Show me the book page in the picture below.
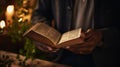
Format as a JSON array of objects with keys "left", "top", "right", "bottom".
[
  {"left": 58, "top": 28, "right": 81, "bottom": 44},
  {"left": 32, "top": 23, "right": 61, "bottom": 45}
]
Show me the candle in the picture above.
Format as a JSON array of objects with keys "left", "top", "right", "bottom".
[
  {"left": 5, "top": 5, "right": 14, "bottom": 26},
  {"left": 0, "top": 20, "right": 6, "bottom": 34},
  {"left": 0, "top": 20, "right": 6, "bottom": 29}
]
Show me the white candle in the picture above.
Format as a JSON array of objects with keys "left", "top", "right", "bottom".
[
  {"left": 0, "top": 20, "right": 6, "bottom": 29},
  {"left": 5, "top": 5, "right": 14, "bottom": 26}
]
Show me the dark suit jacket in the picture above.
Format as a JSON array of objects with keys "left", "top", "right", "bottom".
[
  {"left": 94, "top": 0, "right": 120, "bottom": 67},
  {"left": 31, "top": 0, "right": 120, "bottom": 67}
]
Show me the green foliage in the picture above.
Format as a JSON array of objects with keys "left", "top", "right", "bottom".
[
  {"left": 7, "top": 16, "right": 36, "bottom": 59},
  {"left": 19, "top": 38, "right": 36, "bottom": 59},
  {"left": 6, "top": 1, "right": 50, "bottom": 66},
  {"left": 7, "top": 0, "right": 36, "bottom": 59},
  {"left": 7, "top": 17, "right": 31, "bottom": 43}
]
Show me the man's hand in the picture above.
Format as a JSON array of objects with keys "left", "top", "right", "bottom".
[
  {"left": 33, "top": 41, "right": 59, "bottom": 53},
  {"left": 65, "top": 29, "right": 102, "bottom": 54}
]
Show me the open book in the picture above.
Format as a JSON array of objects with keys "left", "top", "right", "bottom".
[{"left": 23, "top": 23, "right": 84, "bottom": 48}]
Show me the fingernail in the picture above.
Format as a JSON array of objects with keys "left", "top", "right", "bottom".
[
  {"left": 86, "top": 29, "right": 91, "bottom": 33},
  {"left": 66, "top": 46, "right": 70, "bottom": 49},
  {"left": 47, "top": 47, "right": 53, "bottom": 51}
]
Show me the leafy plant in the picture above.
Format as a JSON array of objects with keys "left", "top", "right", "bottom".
[
  {"left": 7, "top": 0, "right": 50, "bottom": 63},
  {"left": 5, "top": 0, "right": 36, "bottom": 60},
  {"left": 4, "top": 1, "right": 51, "bottom": 66},
  {"left": 7, "top": 16, "right": 35, "bottom": 58}
]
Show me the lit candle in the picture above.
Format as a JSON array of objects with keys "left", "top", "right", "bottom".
[
  {"left": 0, "top": 20, "right": 6, "bottom": 29},
  {"left": 5, "top": 5, "right": 14, "bottom": 26},
  {"left": 0, "top": 20, "right": 6, "bottom": 34}
]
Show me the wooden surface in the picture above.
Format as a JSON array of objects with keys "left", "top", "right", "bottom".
[{"left": 0, "top": 50, "right": 71, "bottom": 67}]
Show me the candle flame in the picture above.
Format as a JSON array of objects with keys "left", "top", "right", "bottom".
[
  {"left": 6, "top": 5, "right": 14, "bottom": 15},
  {"left": 0, "top": 20, "right": 6, "bottom": 29}
]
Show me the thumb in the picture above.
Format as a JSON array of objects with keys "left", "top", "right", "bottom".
[{"left": 80, "top": 31, "right": 85, "bottom": 39}]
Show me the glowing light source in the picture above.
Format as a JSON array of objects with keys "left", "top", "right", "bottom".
[
  {"left": 0, "top": 20, "right": 6, "bottom": 29},
  {"left": 6, "top": 5, "right": 14, "bottom": 15},
  {"left": 6, "top": 5, "right": 14, "bottom": 25},
  {"left": 18, "top": 18, "right": 23, "bottom": 22}
]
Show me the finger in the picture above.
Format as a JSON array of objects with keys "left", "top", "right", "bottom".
[
  {"left": 33, "top": 41, "right": 55, "bottom": 52},
  {"left": 52, "top": 49, "right": 60, "bottom": 52},
  {"left": 66, "top": 43, "right": 85, "bottom": 49},
  {"left": 64, "top": 46, "right": 79, "bottom": 54},
  {"left": 85, "top": 29, "right": 94, "bottom": 39},
  {"left": 66, "top": 46, "right": 70, "bottom": 49},
  {"left": 65, "top": 46, "right": 93, "bottom": 54},
  {"left": 79, "top": 40, "right": 95, "bottom": 47},
  {"left": 37, "top": 46, "right": 51, "bottom": 52},
  {"left": 86, "top": 28, "right": 92, "bottom": 33},
  {"left": 67, "top": 47, "right": 92, "bottom": 54},
  {"left": 38, "top": 44, "right": 54, "bottom": 51},
  {"left": 81, "top": 31, "right": 98, "bottom": 47},
  {"left": 85, "top": 31, "right": 102, "bottom": 45},
  {"left": 65, "top": 46, "right": 77, "bottom": 52},
  {"left": 80, "top": 46, "right": 94, "bottom": 51},
  {"left": 80, "top": 31, "right": 86, "bottom": 39}
]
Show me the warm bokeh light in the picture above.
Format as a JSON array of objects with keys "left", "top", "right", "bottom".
[
  {"left": 6, "top": 5, "right": 14, "bottom": 25},
  {"left": 6, "top": 5, "right": 14, "bottom": 15},
  {"left": 0, "top": 20, "right": 6, "bottom": 29},
  {"left": 18, "top": 18, "right": 23, "bottom": 22}
]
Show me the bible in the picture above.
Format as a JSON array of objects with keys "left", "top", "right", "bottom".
[{"left": 23, "top": 23, "right": 84, "bottom": 48}]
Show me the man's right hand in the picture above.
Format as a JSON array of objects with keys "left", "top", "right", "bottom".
[{"left": 33, "top": 41, "right": 59, "bottom": 53}]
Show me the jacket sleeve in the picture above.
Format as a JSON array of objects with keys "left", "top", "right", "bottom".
[
  {"left": 31, "top": 0, "right": 53, "bottom": 25},
  {"left": 101, "top": 27, "right": 119, "bottom": 48}
]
